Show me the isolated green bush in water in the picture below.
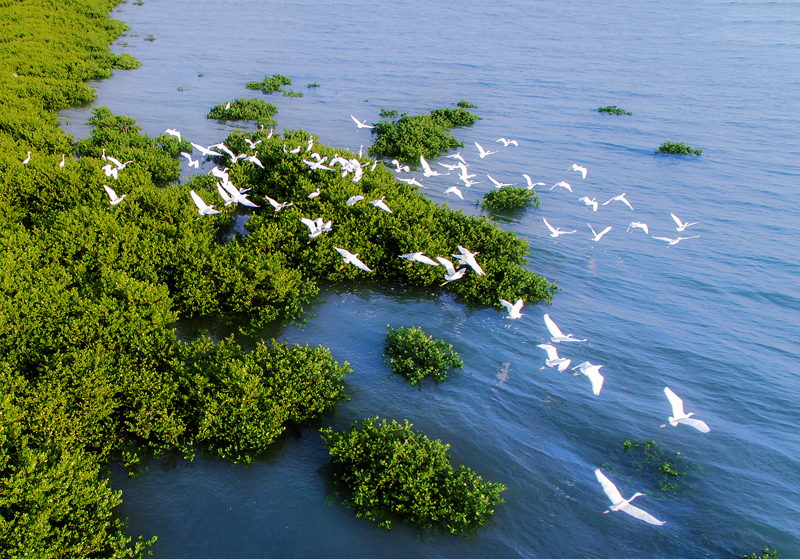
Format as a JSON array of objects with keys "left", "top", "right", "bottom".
[
  {"left": 207, "top": 97, "right": 278, "bottom": 128},
  {"left": 457, "top": 100, "right": 477, "bottom": 108},
  {"left": 384, "top": 326, "right": 463, "bottom": 385},
  {"left": 743, "top": 546, "right": 780, "bottom": 559},
  {"left": 369, "top": 107, "right": 481, "bottom": 160},
  {"left": 596, "top": 105, "right": 631, "bottom": 115},
  {"left": 482, "top": 186, "right": 539, "bottom": 210},
  {"left": 656, "top": 141, "right": 703, "bottom": 155},
  {"left": 246, "top": 73, "right": 293, "bottom": 94},
  {"left": 321, "top": 417, "right": 505, "bottom": 534}
]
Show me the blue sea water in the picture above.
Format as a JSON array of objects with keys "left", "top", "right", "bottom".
[{"left": 61, "top": 0, "right": 800, "bottom": 557}]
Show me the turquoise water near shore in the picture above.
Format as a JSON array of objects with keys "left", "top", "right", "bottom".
[{"left": 66, "top": 1, "right": 800, "bottom": 557}]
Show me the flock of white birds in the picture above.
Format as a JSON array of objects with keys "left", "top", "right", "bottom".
[{"left": 31, "top": 111, "right": 711, "bottom": 528}]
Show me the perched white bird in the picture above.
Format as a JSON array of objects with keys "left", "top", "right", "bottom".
[
  {"left": 663, "top": 387, "right": 711, "bottom": 433},
  {"left": 181, "top": 152, "right": 199, "bottom": 169},
  {"left": 475, "top": 142, "right": 497, "bottom": 158},
  {"left": 435, "top": 256, "right": 467, "bottom": 282},
  {"left": 59, "top": 154, "right": 66, "bottom": 168},
  {"left": 496, "top": 138, "right": 519, "bottom": 147},
  {"left": 445, "top": 152, "right": 467, "bottom": 165},
  {"left": 602, "top": 193, "right": 634, "bottom": 210},
  {"left": 452, "top": 245, "right": 485, "bottom": 276},
  {"left": 308, "top": 188, "right": 321, "bottom": 199},
  {"left": 101, "top": 164, "right": 119, "bottom": 179},
  {"left": 301, "top": 217, "right": 332, "bottom": 238},
  {"left": 444, "top": 185, "right": 464, "bottom": 200},
  {"left": 191, "top": 143, "right": 223, "bottom": 158},
  {"left": 346, "top": 195, "right": 364, "bottom": 206},
  {"left": 287, "top": 145, "right": 302, "bottom": 154},
  {"left": 627, "top": 222, "right": 649, "bottom": 235},
  {"left": 224, "top": 101, "right": 231, "bottom": 110},
  {"left": 487, "top": 175, "right": 513, "bottom": 188},
  {"left": 543, "top": 217, "right": 577, "bottom": 238},
  {"left": 397, "top": 177, "right": 424, "bottom": 188},
  {"left": 265, "top": 195, "right": 293, "bottom": 212},
  {"left": 568, "top": 163, "right": 588, "bottom": 179},
  {"left": 651, "top": 235, "right": 700, "bottom": 247},
  {"left": 588, "top": 223, "right": 612, "bottom": 242},
  {"left": 390, "top": 159, "right": 410, "bottom": 173},
  {"left": 22, "top": 151, "right": 31, "bottom": 164},
  {"left": 399, "top": 252, "right": 439, "bottom": 266},
  {"left": 335, "top": 247, "right": 372, "bottom": 272},
  {"left": 536, "top": 343, "right": 571, "bottom": 372},
  {"left": 500, "top": 298, "right": 524, "bottom": 319},
  {"left": 190, "top": 190, "right": 220, "bottom": 216},
  {"left": 369, "top": 196, "right": 392, "bottom": 213},
  {"left": 244, "top": 138, "right": 262, "bottom": 150},
  {"left": 544, "top": 314, "right": 586, "bottom": 343},
  {"left": 671, "top": 213, "right": 697, "bottom": 232},
  {"left": 351, "top": 115, "right": 373, "bottom": 129},
  {"left": 573, "top": 361, "right": 605, "bottom": 395},
  {"left": 523, "top": 174, "right": 546, "bottom": 190},
  {"left": 595, "top": 469, "right": 665, "bottom": 526},
  {"left": 102, "top": 184, "right": 126, "bottom": 206},
  {"left": 551, "top": 181, "right": 572, "bottom": 193},
  {"left": 307, "top": 138, "right": 314, "bottom": 152},
  {"left": 164, "top": 128, "right": 181, "bottom": 141},
  {"left": 579, "top": 196, "right": 598, "bottom": 211},
  {"left": 266, "top": 128, "right": 274, "bottom": 140},
  {"left": 420, "top": 155, "right": 447, "bottom": 177}
]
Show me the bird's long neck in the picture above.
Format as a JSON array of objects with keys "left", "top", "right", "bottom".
[{"left": 627, "top": 492, "right": 644, "bottom": 503}]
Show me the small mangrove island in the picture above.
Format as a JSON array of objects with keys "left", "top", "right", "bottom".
[{"left": 656, "top": 141, "right": 703, "bottom": 155}]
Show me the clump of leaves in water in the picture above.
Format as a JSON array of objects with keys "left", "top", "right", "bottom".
[
  {"left": 246, "top": 73, "right": 293, "bottom": 94},
  {"left": 144, "top": 34, "right": 154, "bottom": 41},
  {"left": 656, "top": 141, "right": 703, "bottom": 155},
  {"left": 457, "top": 100, "right": 477, "bottom": 108},
  {"left": 482, "top": 186, "right": 539, "bottom": 210},
  {"left": 379, "top": 108, "right": 398, "bottom": 118},
  {"left": 621, "top": 439, "right": 699, "bottom": 492},
  {"left": 369, "top": 108, "right": 481, "bottom": 160},
  {"left": 282, "top": 88, "right": 303, "bottom": 98},
  {"left": 207, "top": 98, "right": 278, "bottom": 128},
  {"left": 744, "top": 546, "right": 781, "bottom": 559},
  {"left": 307, "top": 81, "right": 320, "bottom": 88},
  {"left": 596, "top": 105, "right": 631, "bottom": 115},
  {"left": 384, "top": 326, "right": 463, "bottom": 385},
  {"left": 321, "top": 417, "right": 505, "bottom": 534}
]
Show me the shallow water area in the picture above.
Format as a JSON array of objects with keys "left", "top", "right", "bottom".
[{"left": 89, "top": 0, "right": 800, "bottom": 557}]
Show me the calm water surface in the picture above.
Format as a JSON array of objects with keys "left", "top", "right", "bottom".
[{"left": 65, "top": 0, "right": 800, "bottom": 557}]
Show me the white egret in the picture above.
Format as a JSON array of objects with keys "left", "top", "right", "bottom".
[
  {"left": 190, "top": 190, "right": 221, "bottom": 215},
  {"left": 244, "top": 138, "right": 262, "bottom": 150},
  {"left": 435, "top": 256, "right": 467, "bottom": 282},
  {"left": 457, "top": 163, "right": 476, "bottom": 181},
  {"left": 101, "top": 164, "right": 119, "bottom": 179},
  {"left": 523, "top": 174, "right": 546, "bottom": 190},
  {"left": 102, "top": 184, "right": 126, "bottom": 206},
  {"left": 264, "top": 195, "right": 293, "bottom": 212},
  {"left": 602, "top": 193, "right": 634, "bottom": 210},
  {"left": 307, "top": 138, "right": 314, "bottom": 152},
  {"left": 444, "top": 185, "right": 464, "bottom": 200},
  {"left": 243, "top": 153, "right": 264, "bottom": 169},
  {"left": 106, "top": 156, "right": 133, "bottom": 170},
  {"left": 588, "top": 223, "right": 612, "bottom": 242},
  {"left": 445, "top": 152, "right": 467, "bottom": 165},
  {"left": 191, "top": 142, "right": 222, "bottom": 157},
  {"left": 536, "top": 343, "right": 571, "bottom": 372},
  {"left": 301, "top": 217, "right": 332, "bottom": 238},
  {"left": 551, "top": 181, "right": 572, "bottom": 192},
  {"left": 220, "top": 181, "right": 258, "bottom": 208},
  {"left": 180, "top": 152, "right": 199, "bottom": 169},
  {"left": 496, "top": 138, "right": 519, "bottom": 147},
  {"left": 475, "top": 142, "right": 497, "bottom": 158},
  {"left": 595, "top": 469, "right": 665, "bottom": 526},
  {"left": 579, "top": 196, "right": 598, "bottom": 211},
  {"left": 420, "top": 155, "right": 447, "bottom": 177},
  {"left": 452, "top": 245, "right": 485, "bottom": 276},
  {"left": 399, "top": 252, "right": 439, "bottom": 266},
  {"left": 308, "top": 188, "right": 321, "bottom": 199},
  {"left": 627, "top": 222, "right": 649, "bottom": 235},
  {"left": 211, "top": 143, "right": 236, "bottom": 160},
  {"left": 397, "top": 177, "right": 424, "bottom": 188},
  {"left": 334, "top": 247, "right": 372, "bottom": 272},
  {"left": 164, "top": 128, "right": 181, "bottom": 141},
  {"left": 572, "top": 361, "right": 605, "bottom": 395},
  {"left": 216, "top": 183, "right": 234, "bottom": 206},
  {"left": 671, "top": 213, "right": 697, "bottom": 232},
  {"left": 663, "top": 387, "right": 710, "bottom": 433},
  {"left": 487, "top": 175, "right": 513, "bottom": 188},
  {"left": 303, "top": 159, "right": 333, "bottom": 171},
  {"left": 499, "top": 298, "right": 524, "bottom": 319},
  {"left": 59, "top": 154, "right": 66, "bottom": 168},
  {"left": 568, "top": 163, "right": 588, "bottom": 179},
  {"left": 22, "top": 151, "right": 31, "bottom": 164},
  {"left": 350, "top": 115, "right": 373, "bottom": 129},
  {"left": 225, "top": 101, "right": 231, "bottom": 110},
  {"left": 370, "top": 196, "right": 392, "bottom": 213},
  {"left": 651, "top": 235, "right": 700, "bottom": 247},
  {"left": 390, "top": 159, "right": 410, "bottom": 173},
  {"left": 438, "top": 161, "right": 459, "bottom": 171},
  {"left": 543, "top": 218, "right": 577, "bottom": 238},
  {"left": 544, "top": 314, "right": 586, "bottom": 343},
  {"left": 346, "top": 195, "right": 364, "bottom": 206}
]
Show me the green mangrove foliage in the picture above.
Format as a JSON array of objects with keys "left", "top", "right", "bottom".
[
  {"left": 246, "top": 73, "right": 293, "bottom": 94},
  {"left": 656, "top": 141, "right": 703, "bottom": 155},
  {"left": 369, "top": 108, "right": 481, "bottom": 160},
  {"left": 621, "top": 439, "right": 699, "bottom": 492},
  {"left": 384, "top": 326, "right": 463, "bottom": 385},
  {"left": 282, "top": 89, "right": 303, "bottom": 98},
  {"left": 207, "top": 98, "right": 278, "bottom": 128},
  {"left": 308, "top": 81, "right": 320, "bottom": 88},
  {"left": 321, "top": 417, "right": 506, "bottom": 534},
  {"left": 457, "top": 100, "right": 477, "bottom": 108},
  {"left": 596, "top": 105, "right": 632, "bottom": 115},
  {"left": 744, "top": 546, "right": 780, "bottom": 559},
  {"left": 481, "top": 186, "right": 539, "bottom": 210}
]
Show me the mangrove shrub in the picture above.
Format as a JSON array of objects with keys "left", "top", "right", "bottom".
[
  {"left": 369, "top": 108, "right": 481, "bottom": 160},
  {"left": 481, "top": 186, "right": 539, "bottom": 210},
  {"left": 384, "top": 326, "right": 463, "bottom": 385},
  {"left": 656, "top": 141, "right": 703, "bottom": 155},
  {"left": 207, "top": 98, "right": 278, "bottom": 128}
]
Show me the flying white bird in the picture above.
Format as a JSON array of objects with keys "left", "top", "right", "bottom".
[
  {"left": 399, "top": 252, "right": 439, "bottom": 266},
  {"left": 101, "top": 164, "right": 119, "bottom": 179},
  {"left": 420, "top": 155, "right": 447, "bottom": 177},
  {"left": 397, "top": 177, "right": 424, "bottom": 188},
  {"left": 663, "top": 387, "right": 711, "bottom": 433},
  {"left": 445, "top": 152, "right": 468, "bottom": 165},
  {"left": 216, "top": 183, "right": 234, "bottom": 206},
  {"left": 190, "top": 190, "right": 220, "bottom": 216},
  {"left": 59, "top": 154, "right": 66, "bottom": 168},
  {"left": 671, "top": 213, "right": 697, "bottom": 232},
  {"left": 444, "top": 185, "right": 464, "bottom": 200},
  {"left": 457, "top": 163, "right": 476, "bottom": 181},
  {"left": 602, "top": 193, "right": 634, "bottom": 210},
  {"left": 438, "top": 161, "right": 460, "bottom": 171},
  {"left": 435, "top": 256, "right": 467, "bottom": 282},
  {"left": 335, "top": 247, "right": 372, "bottom": 272},
  {"left": 551, "top": 181, "right": 572, "bottom": 192},
  {"left": 536, "top": 343, "right": 571, "bottom": 372},
  {"left": 370, "top": 196, "right": 392, "bottom": 213},
  {"left": 303, "top": 158, "right": 333, "bottom": 171},
  {"left": 191, "top": 143, "right": 223, "bottom": 158},
  {"left": 164, "top": 128, "right": 181, "bottom": 141},
  {"left": 568, "top": 163, "right": 588, "bottom": 179},
  {"left": 496, "top": 138, "right": 519, "bottom": 147},
  {"left": 219, "top": 181, "right": 258, "bottom": 207},
  {"left": 523, "top": 174, "right": 546, "bottom": 190},
  {"left": 308, "top": 188, "right": 321, "bottom": 199},
  {"left": 588, "top": 223, "right": 612, "bottom": 242},
  {"left": 181, "top": 152, "right": 199, "bottom": 169},
  {"left": 544, "top": 314, "right": 586, "bottom": 343},
  {"left": 351, "top": 115, "right": 373, "bottom": 129},
  {"left": 264, "top": 195, "right": 293, "bottom": 212},
  {"left": 244, "top": 138, "right": 262, "bottom": 150},
  {"left": 301, "top": 217, "right": 332, "bottom": 238},
  {"left": 595, "top": 469, "right": 665, "bottom": 526},
  {"left": 500, "top": 298, "right": 524, "bottom": 319},
  {"left": 475, "top": 142, "right": 497, "bottom": 158},
  {"left": 651, "top": 235, "right": 700, "bottom": 247},
  {"left": 487, "top": 175, "right": 513, "bottom": 188},
  {"left": 579, "top": 196, "right": 598, "bottom": 211},
  {"left": 573, "top": 361, "right": 605, "bottom": 395},
  {"left": 22, "top": 151, "right": 31, "bottom": 164},
  {"left": 627, "top": 222, "right": 649, "bottom": 235},
  {"left": 543, "top": 217, "right": 577, "bottom": 238},
  {"left": 106, "top": 156, "right": 133, "bottom": 170},
  {"left": 391, "top": 159, "right": 410, "bottom": 173},
  {"left": 210, "top": 143, "right": 236, "bottom": 161},
  {"left": 102, "top": 184, "right": 126, "bottom": 206},
  {"left": 346, "top": 195, "right": 364, "bottom": 206},
  {"left": 451, "top": 245, "right": 485, "bottom": 275},
  {"left": 243, "top": 153, "right": 264, "bottom": 169}
]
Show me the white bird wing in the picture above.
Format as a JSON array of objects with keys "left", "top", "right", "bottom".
[
  {"left": 588, "top": 223, "right": 598, "bottom": 238},
  {"left": 620, "top": 196, "right": 634, "bottom": 210},
  {"left": 435, "top": 257, "right": 456, "bottom": 275},
  {"left": 664, "top": 387, "right": 686, "bottom": 418},
  {"left": 190, "top": 190, "right": 211, "bottom": 211},
  {"left": 264, "top": 195, "right": 281, "bottom": 210},
  {"left": 523, "top": 174, "right": 533, "bottom": 187},
  {"left": 475, "top": 142, "right": 486, "bottom": 155},
  {"left": 618, "top": 502, "right": 665, "bottom": 526},
  {"left": 679, "top": 417, "right": 711, "bottom": 433},
  {"left": 351, "top": 255, "right": 372, "bottom": 272},
  {"left": 103, "top": 184, "right": 118, "bottom": 201},
  {"left": 595, "top": 469, "right": 624, "bottom": 505},
  {"left": 334, "top": 246, "right": 352, "bottom": 259},
  {"left": 537, "top": 343, "right": 560, "bottom": 361},
  {"left": 300, "top": 218, "right": 319, "bottom": 234},
  {"left": 346, "top": 195, "right": 364, "bottom": 206},
  {"left": 487, "top": 175, "right": 502, "bottom": 187},
  {"left": 499, "top": 299, "right": 514, "bottom": 314},
  {"left": 596, "top": 226, "right": 612, "bottom": 240},
  {"left": 652, "top": 236, "right": 675, "bottom": 243},
  {"left": 602, "top": 196, "right": 617, "bottom": 205},
  {"left": 671, "top": 213, "right": 683, "bottom": 228},
  {"left": 351, "top": 115, "right": 361, "bottom": 126},
  {"left": 106, "top": 155, "right": 123, "bottom": 169},
  {"left": 216, "top": 183, "right": 232, "bottom": 203},
  {"left": 512, "top": 298, "right": 524, "bottom": 314},
  {"left": 420, "top": 156, "right": 433, "bottom": 174},
  {"left": 543, "top": 314, "right": 565, "bottom": 339},
  {"left": 584, "top": 366, "right": 605, "bottom": 395},
  {"left": 542, "top": 218, "right": 558, "bottom": 235}
]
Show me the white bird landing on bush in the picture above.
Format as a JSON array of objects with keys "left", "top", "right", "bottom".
[
  {"left": 301, "top": 217, "right": 332, "bottom": 239},
  {"left": 370, "top": 196, "right": 392, "bottom": 213},
  {"left": 662, "top": 387, "right": 710, "bottom": 432},
  {"left": 595, "top": 469, "right": 665, "bottom": 526}
]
